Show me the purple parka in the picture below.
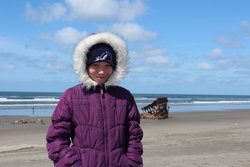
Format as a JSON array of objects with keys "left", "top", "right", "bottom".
[{"left": 46, "top": 32, "right": 143, "bottom": 167}]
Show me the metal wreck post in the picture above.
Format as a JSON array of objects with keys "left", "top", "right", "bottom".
[{"left": 140, "top": 97, "right": 169, "bottom": 119}]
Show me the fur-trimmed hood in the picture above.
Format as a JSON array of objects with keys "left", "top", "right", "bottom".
[{"left": 73, "top": 32, "right": 128, "bottom": 89}]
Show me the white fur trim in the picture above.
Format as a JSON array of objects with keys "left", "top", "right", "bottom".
[{"left": 73, "top": 32, "right": 128, "bottom": 89}]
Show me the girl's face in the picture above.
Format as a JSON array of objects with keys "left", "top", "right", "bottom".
[{"left": 87, "top": 62, "right": 113, "bottom": 84}]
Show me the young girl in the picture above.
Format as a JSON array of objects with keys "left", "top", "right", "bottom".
[{"left": 46, "top": 32, "right": 143, "bottom": 167}]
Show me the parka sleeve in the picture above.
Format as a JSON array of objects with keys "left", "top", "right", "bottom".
[
  {"left": 46, "top": 90, "right": 82, "bottom": 167},
  {"left": 125, "top": 93, "right": 143, "bottom": 167}
]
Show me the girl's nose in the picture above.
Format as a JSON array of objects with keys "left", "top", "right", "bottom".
[{"left": 98, "top": 68, "right": 105, "bottom": 74}]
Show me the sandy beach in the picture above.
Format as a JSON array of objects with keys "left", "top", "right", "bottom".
[{"left": 1, "top": 110, "right": 250, "bottom": 167}]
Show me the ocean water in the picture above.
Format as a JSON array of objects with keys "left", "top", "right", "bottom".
[{"left": 1, "top": 91, "right": 250, "bottom": 116}]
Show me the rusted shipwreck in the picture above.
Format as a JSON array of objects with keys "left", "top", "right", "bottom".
[{"left": 140, "top": 97, "right": 169, "bottom": 119}]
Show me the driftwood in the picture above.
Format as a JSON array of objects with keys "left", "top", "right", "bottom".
[
  {"left": 12, "top": 118, "right": 45, "bottom": 125},
  {"left": 140, "top": 97, "right": 169, "bottom": 119}
]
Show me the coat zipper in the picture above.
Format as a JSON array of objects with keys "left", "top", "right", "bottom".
[{"left": 100, "top": 85, "right": 109, "bottom": 167}]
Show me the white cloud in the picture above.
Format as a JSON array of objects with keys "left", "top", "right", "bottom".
[
  {"left": 0, "top": 38, "right": 41, "bottom": 65},
  {"left": 233, "top": 56, "right": 250, "bottom": 69},
  {"left": 25, "top": 0, "right": 147, "bottom": 23},
  {"left": 204, "top": 48, "right": 223, "bottom": 59},
  {"left": 44, "top": 50, "right": 56, "bottom": 58},
  {"left": 185, "top": 77, "right": 197, "bottom": 83},
  {"left": 25, "top": 3, "right": 37, "bottom": 21},
  {"left": 0, "top": 52, "right": 16, "bottom": 62},
  {"left": 116, "top": 0, "right": 147, "bottom": 21},
  {"left": 129, "top": 67, "right": 147, "bottom": 73},
  {"left": 44, "top": 60, "right": 69, "bottom": 71},
  {"left": 54, "top": 27, "right": 87, "bottom": 44},
  {"left": 25, "top": 2, "right": 67, "bottom": 24},
  {"left": 240, "top": 21, "right": 250, "bottom": 35},
  {"left": 65, "top": 0, "right": 118, "bottom": 21},
  {"left": 234, "top": 70, "right": 250, "bottom": 76},
  {"left": 108, "top": 23, "right": 157, "bottom": 42},
  {"left": 133, "top": 45, "right": 176, "bottom": 67},
  {"left": 217, "top": 59, "right": 232, "bottom": 68},
  {"left": 0, "top": 36, "right": 73, "bottom": 73},
  {"left": 194, "top": 62, "right": 215, "bottom": 70},
  {"left": 39, "top": 27, "right": 87, "bottom": 44},
  {"left": 138, "top": 45, "right": 168, "bottom": 57},
  {"left": 145, "top": 55, "right": 175, "bottom": 67},
  {"left": 214, "top": 37, "right": 244, "bottom": 49},
  {"left": 38, "top": 33, "right": 51, "bottom": 41},
  {"left": 0, "top": 64, "right": 16, "bottom": 70}
]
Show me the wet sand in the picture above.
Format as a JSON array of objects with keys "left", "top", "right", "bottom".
[{"left": 1, "top": 110, "right": 250, "bottom": 167}]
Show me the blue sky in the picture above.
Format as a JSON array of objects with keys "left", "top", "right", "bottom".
[{"left": 1, "top": 0, "right": 250, "bottom": 95}]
